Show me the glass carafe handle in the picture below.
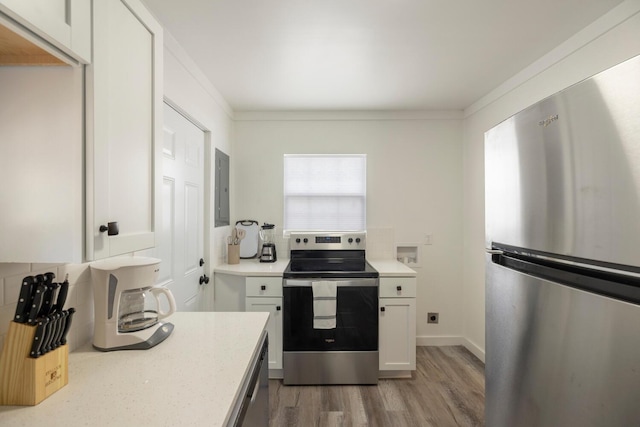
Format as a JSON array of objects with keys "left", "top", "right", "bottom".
[{"left": 150, "top": 286, "right": 177, "bottom": 319}]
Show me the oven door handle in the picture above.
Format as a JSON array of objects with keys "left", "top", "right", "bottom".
[{"left": 283, "top": 279, "right": 378, "bottom": 287}]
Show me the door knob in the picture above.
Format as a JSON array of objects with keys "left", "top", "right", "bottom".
[{"left": 199, "top": 274, "right": 210, "bottom": 285}]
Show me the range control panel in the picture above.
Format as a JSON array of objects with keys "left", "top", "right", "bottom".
[{"left": 289, "top": 232, "right": 366, "bottom": 251}]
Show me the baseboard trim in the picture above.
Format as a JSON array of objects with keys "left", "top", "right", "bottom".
[
  {"left": 269, "top": 369, "right": 283, "bottom": 380},
  {"left": 417, "top": 335, "right": 485, "bottom": 363},
  {"left": 460, "top": 337, "right": 485, "bottom": 363},
  {"left": 378, "top": 370, "right": 412, "bottom": 379}
]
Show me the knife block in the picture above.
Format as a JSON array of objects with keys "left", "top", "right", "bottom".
[{"left": 0, "top": 321, "right": 68, "bottom": 406}]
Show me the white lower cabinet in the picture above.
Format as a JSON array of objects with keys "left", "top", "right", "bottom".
[
  {"left": 379, "top": 277, "right": 417, "bottom": 371},
  {"left": 245, "top": 277, "right": 283, "bottom": 374},
  {"left": 246, "top": 297, "right": 283, "bottom": 371}
]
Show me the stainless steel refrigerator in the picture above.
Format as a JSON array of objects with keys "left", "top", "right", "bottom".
[{"left": 485, "top": 54, "right": 640, "bottom": 427}]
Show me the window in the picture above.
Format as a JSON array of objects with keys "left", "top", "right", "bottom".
[{"left": 284, "top": 154, "right": 366, "bottom": 232}]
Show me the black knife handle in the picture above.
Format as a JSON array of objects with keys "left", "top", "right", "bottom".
[
  {"left": 60, "top": 308, "right": 75, "bottom": 345},
  {"left": 38, "top": 282, "right": 58, "bottom": 318},
  {"left": 40, "top": 314, "right": 53, "bottom": 355},
  {"left": 48, "top": 313, "right": 59, "bottom": 351},
  {"left": 52, "top": 311, "right": 68, "bottom": 350},
  {"left": 30, "top": 318, "right": 49, "bottom": 358},
  {"left": 14, "top": 276, "right": 35, "bottom": 323},
  {"left": 27, "top": 283, "right": 47, "bottom": 325},
  {"left": 43, "top": 312, "right": 61, "bottom": 354},
  {"left": 42, "top": 272, "right": 56, "bottom": 312},
  {"left": 53, "top": 277, "right": 69, "bottom": 312}
]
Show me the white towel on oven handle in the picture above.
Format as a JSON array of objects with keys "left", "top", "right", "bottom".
[{"left": 312, "top": 281, "right": 337, "bottom": 329}]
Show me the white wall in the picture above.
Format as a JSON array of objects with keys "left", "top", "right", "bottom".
[
  {"left": 461, "top": 1, "right": 640, "bottom": 360},
  {"left": 233, "top": 112, "right": 465, "bottom": 343},
  {"left": 157, "top": 32, "right": 235, "bottom": 311}
]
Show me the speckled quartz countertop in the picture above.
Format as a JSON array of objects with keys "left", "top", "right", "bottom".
[
  {"left": 214, "top": 258, "right": 415, "bottom": 277},
  {"left": 0, "top": 312, "right": 269, "bottom": 427}
]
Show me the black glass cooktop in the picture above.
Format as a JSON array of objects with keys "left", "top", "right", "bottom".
[{"left": 283, "top": 250, "right": 379, "bottom": 279}]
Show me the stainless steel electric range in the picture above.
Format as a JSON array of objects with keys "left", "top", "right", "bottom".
[{"left": 282, "top": 231, "right": 379, "bottom": 385}]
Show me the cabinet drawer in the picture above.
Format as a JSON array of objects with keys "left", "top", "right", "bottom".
[
  {"left": 379, "top": 277, "right": 416, "bottom": 298},
  {"left": 246, "top": 277, "right": 283, "bottom": 297}
]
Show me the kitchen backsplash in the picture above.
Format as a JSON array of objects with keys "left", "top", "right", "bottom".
[
  {"left": 0, "top": 262, "right": 94, "bottom": 355},
  {"left": 366, "top": 227, "right": 396, "bottom": 260},
  {"left": 268, "top": 227, "right": 395, "bottom": 261}
]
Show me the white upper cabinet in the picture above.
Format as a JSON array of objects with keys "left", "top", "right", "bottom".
[
  {"left": 86, "top": 0, "right": 163, "bottom": 260},
  {"left": 0, "top": 66, "right": 84, "bottom": 263},
  {"left": 0, "top": 0, "right": 91, "bottom": 64}
]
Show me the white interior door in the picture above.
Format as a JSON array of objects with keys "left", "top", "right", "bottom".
[{"left": 156, "top": 103, "right": 205, "bottom": 311}]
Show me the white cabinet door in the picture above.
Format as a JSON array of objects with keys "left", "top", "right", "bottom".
[
  {"left": 0, "top": 67, "right": 83, "bottom": 262},
  {"left": 86, "top": 0, "right": 163, "bottom": 260},
  {"left": 0, "top": 0, "right": 90, "bottom": 63},
  {"left": 379, "top": 297, "right": 416, "bottom": 371},
  {"left": 246, "top": 297, "right": 283, "bottom": 370},
  {"left": 155, "top": 103, "right": 205, "bottom": 312}
]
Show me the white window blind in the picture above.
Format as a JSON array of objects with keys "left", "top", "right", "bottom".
[{"left": 284, "top": 154, "right": 366, "bottom": 232}]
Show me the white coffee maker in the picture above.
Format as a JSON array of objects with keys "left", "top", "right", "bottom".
[{"left": 90, "top": 257, "right": 176, "bottom": 351}]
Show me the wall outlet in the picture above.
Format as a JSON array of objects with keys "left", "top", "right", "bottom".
[
  {"left": 423, "top": 233, "right": 433, "bottom": 245},
  {"left": 427, "top": 312, "right": 439, "bottom": 324}
]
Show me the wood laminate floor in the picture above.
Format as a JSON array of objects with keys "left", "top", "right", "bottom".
[{"left": 269, "top": 346, "right": 485, "bottom": 427}]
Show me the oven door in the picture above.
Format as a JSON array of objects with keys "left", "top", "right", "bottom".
[{"left": 283, "top": 278, "right": 378, "bottom": 352}]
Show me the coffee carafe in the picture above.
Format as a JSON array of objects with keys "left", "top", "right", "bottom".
[
  {"left": 90, "top": 257, "right": 176, "bottom": 351},
  {"left": 259, "top": 223, "right": 277, "bottom": 263},
  {"left": 118, "top": 286, "right": 175, "bottom": 333}
]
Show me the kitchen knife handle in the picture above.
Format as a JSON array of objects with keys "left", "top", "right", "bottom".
[
  {"left": 38, "top": 282, "right": 58, "bottom": 317},
  {"left": 14, "top": 276, "right": 35, "bottom": 323},
  {"left": 27, "top": 283, "right": 47, "bottom": 324},
  {"left": 60, "top": 308, "right": 75, "bottom": 345},
  {"left": 30, "top": 318, "right": 49, "bottom": 358},
  {"left": 43, "top": 272, "right": 55, "bottom": 284},
  {"left": 49, "top": 311, "right": 66, "bottom": 350},
  {"left": 56, "top": 310, "right": 71, "bottom": 348},
  {"left": 41, "top": 313, "right": 58, "bottom": 354},
  {"left": 53, "top": 276, "right": 69, "bottom": 312}
]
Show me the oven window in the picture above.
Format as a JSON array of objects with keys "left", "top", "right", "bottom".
[{"left": 283, "top": 286, "right": 378, "bottom": 351}]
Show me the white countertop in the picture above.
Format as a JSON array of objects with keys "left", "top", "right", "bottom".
[
  {"left": 367, "top": 259, "right": 417, "bottom": 277},
  {"left": 0, "top": 312, "right": 269, "bottom": 427},
  {"left": 214, "top": 258, "right": 290, "bottom": 276},
  {"left": 214, "top": 258, "right": 415, "bottom": 277}
]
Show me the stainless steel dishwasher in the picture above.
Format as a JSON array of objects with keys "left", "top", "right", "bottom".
[{"left": 229, "top": 331, "right": 269, "bottom": 427}]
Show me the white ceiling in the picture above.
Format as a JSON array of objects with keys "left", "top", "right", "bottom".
[{"left": 142, "top": 0, "right": 624, "bottom": 112}]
